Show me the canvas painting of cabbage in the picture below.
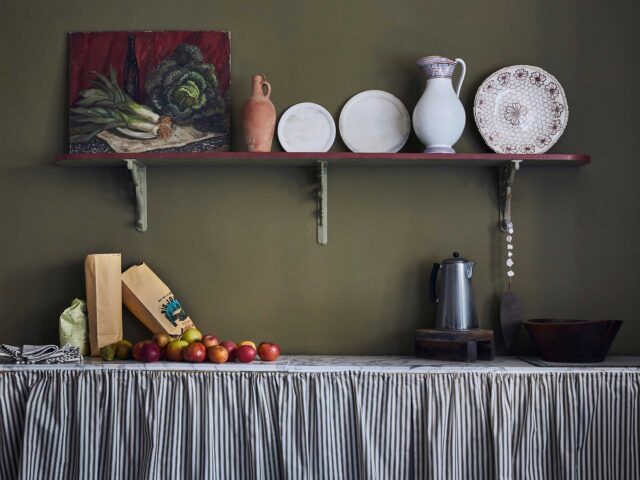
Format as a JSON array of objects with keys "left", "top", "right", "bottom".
[{"left": 68, "top": 31, "right": 231, "bottom": 154}]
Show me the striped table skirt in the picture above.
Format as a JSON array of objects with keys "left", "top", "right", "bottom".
[{"left": 0, "top": 369, "right": 638, "bottom": 479}]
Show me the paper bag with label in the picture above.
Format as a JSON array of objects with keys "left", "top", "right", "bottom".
[
  {"left": 85, "top": 254, "right": 123, "bottom": 356},
  {"left": 122, "top": 263, "right": 195, "bottom": 336}
]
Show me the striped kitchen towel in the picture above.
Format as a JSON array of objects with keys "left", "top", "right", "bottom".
[{"left": 0, "top": 343, "right": 82, "bottom": 364}]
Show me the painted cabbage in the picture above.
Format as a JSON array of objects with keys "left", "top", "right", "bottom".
[{"left": 145, "top": 43, "right": 224, "bottom": 124}]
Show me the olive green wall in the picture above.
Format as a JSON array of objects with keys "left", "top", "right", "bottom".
[{"left": 1, "top": 0, "right": 639, "bottom": 354}]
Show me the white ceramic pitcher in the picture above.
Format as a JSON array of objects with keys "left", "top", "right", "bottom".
[{"left": 412, "top": 56, "right": 466, "bottom": 153}]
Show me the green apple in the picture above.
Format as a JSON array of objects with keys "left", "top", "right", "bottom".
[
  {"left": 115, "top": 340, "right": 133, "bottom": 360},
  {"left": 165, "top": 339, "right": 189, "bottom": 361},
  {"left": 100, "top": 344, "right": 116, "bottom": 361},
  {"left": 180, "top": 327, "right": 202, "bottom": 344}
]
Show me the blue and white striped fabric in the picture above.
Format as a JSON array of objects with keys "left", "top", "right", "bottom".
[{"left": 0, "top": 370, "right": 638, "bottom": 479}]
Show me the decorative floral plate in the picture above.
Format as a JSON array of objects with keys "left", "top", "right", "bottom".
[{"left": 473, "top": 65, "right": 569, "bottom": 154}]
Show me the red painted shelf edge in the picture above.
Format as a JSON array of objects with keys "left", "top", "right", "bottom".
[{"left": 55, "top": 152, "right": 590, "bottom": 167}]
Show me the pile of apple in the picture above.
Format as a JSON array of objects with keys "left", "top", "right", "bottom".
[{"left": 132, "top": 327, "right": 281, "bottom": 364}]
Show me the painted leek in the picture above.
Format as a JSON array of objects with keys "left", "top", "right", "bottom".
[{"left": 70, "top": 66, "right": 171, "bottom": 143}]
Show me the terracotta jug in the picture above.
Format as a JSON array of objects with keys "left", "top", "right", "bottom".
[{"left": 241, "top": 74, "right": 276, "bottom": 152}]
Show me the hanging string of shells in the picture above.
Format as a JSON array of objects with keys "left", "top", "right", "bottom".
[{"left": 506, "top": 221, "right": 515, "bottom": 286}]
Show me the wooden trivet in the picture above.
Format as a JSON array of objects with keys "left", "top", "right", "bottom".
[{"left": 415, "top": 329, "right": 494, "bottom": 362}]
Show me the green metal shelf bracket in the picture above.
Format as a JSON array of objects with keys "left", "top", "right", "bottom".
[
  {"left": 499, "top": 160, "right": 521, "bottom": 232},
  {"left": 317, "top": 161, "right": 328, "bottom": 245},
  {"left": 126, "top": 159, "right": 147, "bottom": 232}
]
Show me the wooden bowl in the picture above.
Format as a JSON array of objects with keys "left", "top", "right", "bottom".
[{"left": 523, "top": 319, "right": 623, "bottom": 363}]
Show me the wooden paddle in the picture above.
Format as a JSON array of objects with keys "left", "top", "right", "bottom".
[
  {"left": 501, "top": 288, "right": 524, "bottom": 352},
  {"left": 500, "top": 224, "right": 524, "bottom": 352}
]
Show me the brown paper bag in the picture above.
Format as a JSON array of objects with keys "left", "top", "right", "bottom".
[
  {"left": 122, "top": 263, "right": 195, "bottom": 336},
  {"left": 85, "top": 254, "right": 123, "bottom": 356}
]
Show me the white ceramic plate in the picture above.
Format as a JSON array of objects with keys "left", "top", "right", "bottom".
[
  {"left": 474, "top": 65, "right": 569, "bottom": 154},
  {"left": 277, "top": 103, "right": 336, "bottom": 152},
  {"left": 339, "top": 90, "right": 411, "bottom": 153}
]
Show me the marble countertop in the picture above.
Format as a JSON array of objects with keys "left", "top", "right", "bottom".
[{"left": 1, "top": 356, "right": 639, "bottom": 374}]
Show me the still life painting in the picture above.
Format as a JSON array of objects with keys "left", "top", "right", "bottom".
[{"left": 68, "top": 31, "right": 231, "bottom": 154}]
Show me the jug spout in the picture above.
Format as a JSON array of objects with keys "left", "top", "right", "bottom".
[{"left": 465, "top": 262, "right": 475, "bottom": 278}]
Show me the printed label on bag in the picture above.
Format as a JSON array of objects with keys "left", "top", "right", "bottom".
[{"left": 160, "top": 294, "right": 189, "bottom": 326}]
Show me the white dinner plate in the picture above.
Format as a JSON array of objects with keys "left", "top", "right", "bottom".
[
  {"left": 277, "top": 103, "right": 336, "bottom": 152},
  {"left": 474, "top": 65, "right": 569, "bottom": 154},
  {"left": 339, "top": 90, "right": 410, "bottom": 153}
]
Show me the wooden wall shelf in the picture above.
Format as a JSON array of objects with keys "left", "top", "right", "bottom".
[
  {"left": 56, "top": 152, "right": 590, "bottom": 168},
  {"left": 55, "top": 152, "right": 590, "bottom": 243}
]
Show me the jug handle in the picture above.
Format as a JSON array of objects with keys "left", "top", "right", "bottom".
[
  {"left": 261, "top": 75, "right": 272, "bottom": 98},
  {"left": 430, "top": 263, "right": 440, "bottom": 303},
  {"left": 454, "top": 58, "right": 466, "bottom": 97}
]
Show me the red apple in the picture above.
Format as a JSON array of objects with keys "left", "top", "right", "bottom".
[
  {"left": 236, "top": 345, "right": 257, "bottom": 363},
  {"left": 152, "top": 332, "right": 172, "bottom": 348},
  {"left": 257, "top": 342, "right": 281, "bottom": 362},
  {"left": 165, "top": 339, "right": 189, "bottom": 362},
  {"left": 201, "top": 334, "right": 219, "bottom": 349},
  {"left": 180, "top": 327, "right": 203, "bottom": 344},
  {"left": 207, "top": 345, "right": 229, "bottom": 364},
  {"left": 132, "top": 340, "right": 151, "bottom": 361},
  {"left": 183, "top": 342, "right": 206, "bottom": 363},
  {"left": 141, "top": 342, "right": 161, "bottom": 363},
  {"left": 220, "top": 341, "right": 237, "bottom": 361}
]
